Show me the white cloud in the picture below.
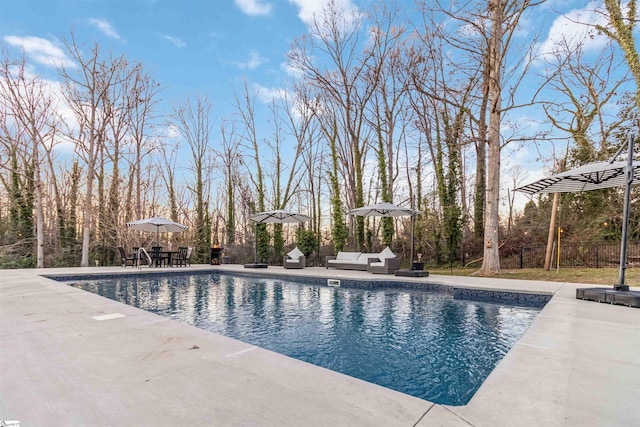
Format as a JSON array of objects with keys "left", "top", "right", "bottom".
[
  {"left": 280, "top": 58, "right": 304, "bottom": 79},
  {"left": 235, "top": 0, "right": 272, "bottom": 16},
  {"left": 252, "top": 83, "right": 289, "bottom": 103},
  {"left": 87, "top": 18, "right": 121, "bottom": 40},
  {"left": 160, "top": 123, "right": 181, "bottom": 139},
  {"left": 162, "top": 34, "right": 186, "bottom": 48},
  {"left": 237, "top": 50, "right": 267, "bottom": 70},
  {"left": 3, "top": 35, "right": 76, "bottom": 68},
  {"left": 288, "top": 0, "right": 358, "bottom": 27},
  {"left": 534, "top": 2, "right": 609, "bottom": 64}
]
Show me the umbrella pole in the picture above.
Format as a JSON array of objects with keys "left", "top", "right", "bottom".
[
  {"left": 616, "top": 134, "right": 635, "bottom": 291},
  {"left": 410, "top": 196, "right": 415, "bottom": 266},
  {"left": 254, "top": 222, "right": 258, "bottom": 264}
]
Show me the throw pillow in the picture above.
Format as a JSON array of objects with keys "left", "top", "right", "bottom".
[
  {"left": 379, "top": 246, "right": 395, "bottom": 259},
  {"left": 288, "top": 246, "right": 304, "bottom": 260}
]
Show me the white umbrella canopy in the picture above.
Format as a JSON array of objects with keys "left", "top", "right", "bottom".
[
  {"left": 126, "top": 217, "right": 188, "bottom": 246},
  {"left": 348, "top": 202, "right": 415, "bottom": 217},
  {"left": 248, "top": 210, "right": 311, "bottom": 265},
  {"left": 516, "top": 161, "right": 640, "bottom": 195},
  {"left": 250, "top": 210, "right": 311, "bottom": 224},
  {"left": 349, "top": 202, "right": 420, "bottom": 263}
]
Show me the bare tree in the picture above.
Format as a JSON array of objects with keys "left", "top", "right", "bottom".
[
  {"left": 288, "top": 83, "right": 325, "bottom": 262},
  {"left": 126, "top": 64, "right": 161, "bottom": 221},
  {"left": 60, "top": 35, "right": 129, "bottom": 266},
  {"left": 288, "top": 0, "right": 378, "bottom": 249},
  {"left": 479, "top": 0, "right": 542, "bottom": 274},
  {"left": 541, "top": 38, "right": 632, "bottom": 162},
  {"left": 234, "top": 81, "right": 268, "bottom": 261},
  {"left": 365, "top": 3, "right": 413, "bottom": 248},
  {"left": 215, "top": 117, "right": 241, "bottom": 246},
  {"left": 598, "top": 0, "right": 640, "bottom": 116},
  {"left": 0, "top": 52, "right": 59, "bottom": 267},
  {"left": 537, "top": 33, "right": 633, "bottom": 268},
  {"left": 172, "top": 93, "right": 214, "bottom": 262}
]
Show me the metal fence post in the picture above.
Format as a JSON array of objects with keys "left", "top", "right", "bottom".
[{"left": 520, "top": 246, "right": 524, "bottom": 269}]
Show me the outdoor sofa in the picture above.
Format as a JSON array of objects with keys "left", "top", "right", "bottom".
[{"left": 325, "top": 246, "right": 400, "bottom": 274}]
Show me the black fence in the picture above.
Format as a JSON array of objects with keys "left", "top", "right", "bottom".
[{"left": 495, "top": 241, "right": 640, "bottom": 269}]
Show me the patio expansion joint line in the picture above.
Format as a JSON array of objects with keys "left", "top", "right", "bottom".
[
  {"left": 92, "top": 313, "right": 126, "bottom": 321},
  {"left": 517, "top": 341, "right": 551, "bottom": 350},
  {"left": 225, "top": 346, "right": 258, "bottom": 359},
  {"left": 412, "top": 402, "right": 435, "bottom": 426},
  {"left": 438, "top": 405, "right": 476, "bottom": 426},
  {"left": 0, "top": 320, "right": 98, "bottom": 338}
]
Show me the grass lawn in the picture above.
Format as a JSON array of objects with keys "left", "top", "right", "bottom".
[{"left": 427, "top": 267, "right": 640, "bottom": 287}]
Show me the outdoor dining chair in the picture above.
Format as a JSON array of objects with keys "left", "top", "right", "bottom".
[
  {"left": 171, "top": 246, "right": 189, "bottom": 267},
  {"left": 150, "top": 246, "right": 165, "bottom": 267},
  {"left": 118, "top": 246, "right": 137, "bottom": 268},
  {"left": 186, "top": 247, "right": 193, "bottom": 266}
]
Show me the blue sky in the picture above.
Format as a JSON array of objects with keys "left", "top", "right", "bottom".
[
  {"left": 2, "top": 0, "right": 620, "bottom": 119},
  {"left": 0, "top": 0, "right": 313, "bottom": 109},
  {"left": 1, "top": 0, "right": 636, "bottom": 213}
]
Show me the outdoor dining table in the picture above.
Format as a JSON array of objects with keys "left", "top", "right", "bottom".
[{"left": 161, "top": 251, "right": 177, "bottom": 266}]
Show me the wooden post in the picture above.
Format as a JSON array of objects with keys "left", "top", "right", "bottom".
[{"left": 544, "top": 193, "right": 560, "bottom": 270}]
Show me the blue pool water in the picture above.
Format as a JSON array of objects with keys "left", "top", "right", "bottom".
[{"left": 70, "top": 273, "right": 540, "bottom": 405}]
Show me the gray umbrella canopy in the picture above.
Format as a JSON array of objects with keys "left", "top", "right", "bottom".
[
  {"left": 126, "top": 217, "right": 188, "bottom": 246},
  {"left": 516, "top": 161, "right": 640, "bottom": 195},
  {"left": 348, "top": 202, "right": 415, "bottom": 217},
  {"left": 250, "top": 210, "right": 311, "bottom": 224}
]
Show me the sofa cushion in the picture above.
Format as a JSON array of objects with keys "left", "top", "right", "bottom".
[
  {"left": 336, "top": 251, "right": 361, "bottom": 261},
  {"left": 287, "top": 246, "right": 304, "bottom": 260},
  {"left": 357, "top": 253, "right": 376, "bottom": 263},
  {"left": 369, "top": 261, "right": 384, "bottom": 267},
  {"left": 379, "top": 246, "right": 395, "bottom": 259}
]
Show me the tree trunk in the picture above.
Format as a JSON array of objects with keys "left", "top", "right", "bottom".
[
  {"left": 544, "top": 193, "right": 560, "bottom": 270},
  {"left": 478, "top": 0, "right": 503, "bottom": 275},
  {"left": 34, "top": 143, "right": 44, "bottom": 268},
  {"left": 602, "top": 0, "right": 640, "bottom": 113}
]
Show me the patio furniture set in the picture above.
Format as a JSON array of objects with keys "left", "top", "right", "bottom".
[
  {"left": 118, "top": 246, "right": 193, "bottom": 268},
  {"left": 280, "top": 245, "right": 402, "bottom": 274},
  {"left": 325, "top": 246, "right": 401, "bottom": 274}
]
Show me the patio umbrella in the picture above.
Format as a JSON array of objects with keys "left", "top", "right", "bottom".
[
  {"left": 348, "top": 202, "right": 414, "bottom": 217},
  {"left": 126, "top": 217, "right": 188, "bottom": 247},
  {"left": 516, "top": 134, "right": 639, "bottom": 290},
  {"left": 248, "top": 210, "right": 311, "bottom": 265},
  {"left": 515, "top": 161, "right": 640, "bottom": 195},
  {"left": 250, "top": 210, "right": 311, "bottom": 224},
  {"left": 348, "top": 202, "right": 419, "bottom": 265}
]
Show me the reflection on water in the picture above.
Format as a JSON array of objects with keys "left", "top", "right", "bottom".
[{"left": 72, "top": 274, "right": 540, "bottom": 406}]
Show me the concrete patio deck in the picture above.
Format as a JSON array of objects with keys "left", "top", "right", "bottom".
[{"left": 1, "top": 264, "right": 638, "bottom": 426}]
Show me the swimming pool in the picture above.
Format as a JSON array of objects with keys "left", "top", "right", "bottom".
[{"left": 70, "top": 273, "right": 541, "bottom": 406}]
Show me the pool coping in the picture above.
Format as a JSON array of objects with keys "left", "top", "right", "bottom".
[
  {"left": 1, "top": 264, "right": 639, "bottom": 426},
  {"left": 44, "top": 266, "right": 553, "bottom": 308}
]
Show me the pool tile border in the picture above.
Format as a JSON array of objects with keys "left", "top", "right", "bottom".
[{"left": 45, "top": 267, "right": 551, "bottom": 308}]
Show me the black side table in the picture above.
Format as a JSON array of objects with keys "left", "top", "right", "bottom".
[{"left": 411, "top": 261, "right": 425, "bottom": 271}]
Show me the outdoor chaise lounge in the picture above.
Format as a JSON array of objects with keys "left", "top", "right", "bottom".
[
  {"left": 283, "top": 246, "right": 306, "bottom": 269},
  {"left": 325, "top": 246, "right": 399, "bottom": 274}
]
